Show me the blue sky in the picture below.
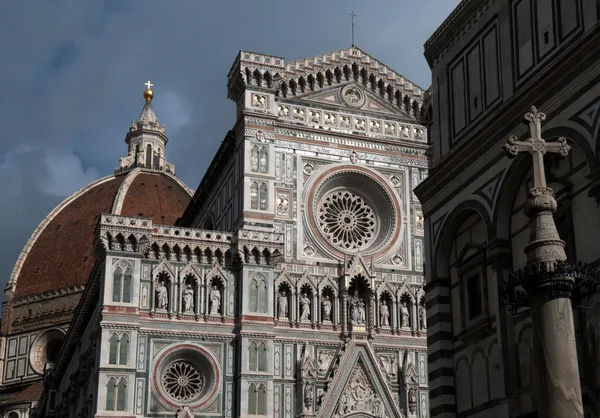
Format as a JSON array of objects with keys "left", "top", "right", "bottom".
[{"left": 0, "top": 0, "right": 460, "bottom": 293}]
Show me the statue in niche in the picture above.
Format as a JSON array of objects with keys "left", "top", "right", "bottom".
[
  {"left": 372, "top": 394, "right": 386, "bottom": 418},
  {"left": 209, "top": 285, "right": 221, "bottom": 315},
  {"left": 176, "top": 405, "right": 194, "bottom": 418},
  {"left": 379, "top": 301, "right": 390, "bottom": 327},
  {"left": 183, "top": 284, "right": 194, "bottom": 312},
  {"left": 156, "top": 281, "right": 168, "bottom": 310},
  {"left": 322, "top": 295, "right": 332, "bottom": 321},
  {"left": 419, "top": 305, "right": 427, "bottom": 329},
  {"left": 408, "top": 387, "right": 418, "bottom": 414},
  {"left": 350, "top": 295, "right": 366, "bottom": 325},
  {"left": 278, "top": 291, "right": 288, "bottom": 319},
  {"left": 401, "top": 302, "right": 410, "bottom": 328},
  {"left": 304, "top": 384, "right": 314, "bottom": 411},
  {"left": 252, "top": 94, "right": 266, "bottom": 108},
  {"left": 300, "top": 293, "right": 311, "bottom": 320}
]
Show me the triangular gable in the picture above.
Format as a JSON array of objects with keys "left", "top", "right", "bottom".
[
  {"left": 179, "top": 262, "right": 202, "bottom": 281},
  {"left": 297, "top": 269, "right": 317, "bottom": 292},
  {"left": 346, "top": 254, "right": 375, "bottom": 280},
  {"left": 295, "top": 83, "right": 413, "bottom": 118},
  {"left": 152, "top": 259, "right": 176, "bottom": 282},
  {"left": 319, "top": 275, "right": 340, "bottom": 297},
  {"left": 317, "top": 341, "right": 403, "bottom": 418},
  {"left": 205, "top": 260, "right": 227, "bottom": 285},
  {"left": 275, "top": 268, "right": 296, "bottom": 289},
  {"left": 455, "top": 243, "right": 485, "bottom": 266}
]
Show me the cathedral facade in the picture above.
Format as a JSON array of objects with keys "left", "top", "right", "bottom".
[
  {"left": 7, "top": 47, "right": 432, "bottom": 418},
  {"left": 416, "top": 1, "right": 600, "bottom": 417}
]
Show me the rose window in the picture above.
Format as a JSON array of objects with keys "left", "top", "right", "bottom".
[
  {"left": 318, "top": 191, "right": 376, "bottom": 250},
  {"left": 163, "top": 361, "right": 203, "bottom": 401}
]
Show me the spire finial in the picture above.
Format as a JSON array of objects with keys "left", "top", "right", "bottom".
[
  {"left": 350, "top": 11, "right": 356, "bottom": 47},
  {"left": 143, "top": 80, "right": 154, "bottom": 102}
]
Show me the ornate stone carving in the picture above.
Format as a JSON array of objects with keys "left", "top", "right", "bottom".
[
  {"left": 252, "top": 94, "right": 267, "bottom": 108},
  {"left": 341, "top": 85, "right": 365, "bottom": 108},
  {"left": 378, "top": 354, "right": 397, "bottom": 379},
  {"left": 303, "top": 162, "right": 315, "bottom": 175},
  {"left": 317, "top": 350, "right": 334, "bottom": 374},
  {"left": 349, "top": 295, "right": 366, "bottom": 325},
  {"left": 278, "top": 105, "right": 289, "bottom": 117},
  {"left": 408, "top": 387, "right": 418, "bottom": 414},
  {"left": 164, "top": 361, "right": 203, "bottom": 401},
  {"left": 317, "top": 191, "right": 375, "bottom": 251},
  {"left": 334, "top": 364, "right": 385, "bottom": 417},
  {"left": 276, "top": 192, "right": 290, "bottom": 216}
]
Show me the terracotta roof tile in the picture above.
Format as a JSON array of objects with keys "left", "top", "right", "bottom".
[{"left": 8, "top": 382, "right": 43, "bottom": 403}]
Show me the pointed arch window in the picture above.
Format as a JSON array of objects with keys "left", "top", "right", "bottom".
[
  {"left": 251, "top": 182, "right": 259, "bottom": 210},
  {"left": 249, "top": 276, "right": 267, "bottom": 313},
  {"left": 259, "top": 183, "right": 268, "bottom": 211},
  {"left": 113, "top": 269, "right": 132, "bottom": 303},
  {"left": 248, "top": 342, "right": 258, "bottom": 371},
  {"left": 259, "top": 147, "right": 268, "bottom": 174},
  {"left": 109, "top": 334, "right": 129, "bottom": 365},
  {"left": 248, "top": 383, "right": 267, "bottom": 415},
  {"left": 106, "top": 378, "right": 126, "bottom": 411},
  {"left": 251, "top": 146, "right": 259, "bottom": 172},
  {"left": 146, "top": 144, "right": 152, "bottom": 168},
  {"left": 257, "top": 342, "right": 267, "bottom": 372}
]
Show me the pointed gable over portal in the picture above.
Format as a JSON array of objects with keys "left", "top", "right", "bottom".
[{"left": 318, "top": 341, "right": 404, "bottom": 418}]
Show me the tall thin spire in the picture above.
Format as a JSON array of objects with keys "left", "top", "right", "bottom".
[{"left": 350, "top": 11, "right": 356, "bottom": 46}]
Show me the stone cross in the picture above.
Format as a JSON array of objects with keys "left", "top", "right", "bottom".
[
  {"left": 503, "top": 106, "right": 570, "bottom": 188},
  {"left": 145, "top": 80, "right": 154, "bottom": 89}
]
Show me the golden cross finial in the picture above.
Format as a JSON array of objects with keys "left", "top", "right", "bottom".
[{"left": 143, "top": 80, "right": 154, "bottom": 102}]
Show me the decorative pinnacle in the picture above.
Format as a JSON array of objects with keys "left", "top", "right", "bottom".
[{"left": 143, "top": 80, "right": 154, "bottom": 102}]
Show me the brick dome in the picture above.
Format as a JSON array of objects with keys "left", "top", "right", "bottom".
[{"left": 9, "top": 169, "right": 192, "bottom": 299}]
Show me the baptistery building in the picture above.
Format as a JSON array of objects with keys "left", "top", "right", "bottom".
[{"left": 2, "top": 46, "right": 432, "bottom": 418}]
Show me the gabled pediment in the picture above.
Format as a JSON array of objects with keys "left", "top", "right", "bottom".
[
  {"left": 346, "top": 254, "right": 375, "bottom": 279},
  {"left": 286, "top": 83, "right": 414, "bottom": 119},
  {"left": 317, "top": 341, "right": 404, "bottom": 418},
  {"left": 456, "top": 243, "right": 485, "bottom": 266}
]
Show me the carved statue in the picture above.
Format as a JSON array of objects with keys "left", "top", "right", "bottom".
[
  {"left": 304, "top": 384, "right": 314, "bottom": 410},
  {"left": 209, "top": 285, "right": 221, "bottom": 315},
  {"left": 358, "top": 299, "right": 366, "bottom": 324},
  {"left": 183, "top": 284, "right": 194, "bottom": 312},
  {"left": 322, "top": 295, "right": 332, "bottom": 321},
  {"left": 278, "top": 291, "right": 288, "bottom": 319},
  {"left": 379, "top": 354, "right": 397, "bottom": 379},
  {"left": 252, "top": 94, "right": 266, "bottom": 108},
  {"left": 372, "top": 394, "right": 386, "bottom": 418},
  {"left": 318, "top": 351, "right": 334, "bottom": 374},
  {"left": 379, "top": 302, "right": 390, "bottom": 327},
  {"left": 300, "top": 293, "right": 311, "bottom": 321},
  {"left": 419, "top": 305, "right": 427, "bottom": 329},
  {"left": 408, "top": 387, "right": 418, "bottom": 414},
  {"left": 156, "top": 281, "right": 168, "bottom": 310},
  {"left": 401, "top": 302, "right": 410, "bottom": 328},
  {"left": 177, "top": 405, "right": 193, "bottom": 418}
]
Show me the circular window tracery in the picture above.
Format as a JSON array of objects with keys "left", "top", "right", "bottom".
[
  {"left": 318, "top": 191, "right": 376, "bottom": 250},
  {"left": 163, "top": 361, "right": 204, "bottom": 402}
]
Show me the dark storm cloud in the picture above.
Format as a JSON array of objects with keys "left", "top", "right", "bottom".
[{"left": 0, "top": 0, "right": 460, "bottom": 294}]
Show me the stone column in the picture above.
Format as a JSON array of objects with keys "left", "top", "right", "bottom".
[{"left": 524, "top": 189, "right": 583, "bottom": 418}]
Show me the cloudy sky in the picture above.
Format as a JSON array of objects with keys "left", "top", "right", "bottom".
[{"left": 0, "top": 0, "right": 460, "bottom": 293}]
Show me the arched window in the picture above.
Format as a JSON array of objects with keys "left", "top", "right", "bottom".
[
  {"left": 106, "top": 379, "right": 116, "bottom": 411},
  {"left": 250, "top": 182, "right": 259, "bottom": 210},
  {"left": 112, "top": 270, "right": 122, "bottom": 302},
  {"left": 257, "top": 343, "right": 267, "bottom": 372},
  {"left": 257, "top": 384, "right": 266, "bottom": 415},
  {"left": 109, "top": 334, "right": 119, "bottom": 364},
  {"left": 249, "top": 280, "right": 258, "bottom": 312},
  {"left": 259, "top": 147, "right": 268, "bottom": 174},
  {"left": 119, "top": 335, "right": 128, "bottom": 365},
  {"left": 249, "top": 342, "right": 258, "bottom": 371},
  {"left": 248, "top": 384, "right": 257, "bottom": 415},
  {"left": 123, "top": 271, "right": 132, "bottom": 303},
  {"left": 258, "top": 279, "right": 267, "bottom": 313},
  {"left": 116, "top": 379, "right": 126, "bottom": 411},
  {"left": 146, "top": 144, "right": 152, "bottom": 168},
  {"left": 113, "top": 269, "right": 132, "bottom": 303},
  {"left": 251, "top": 146, "right": 259, "bottom": 172},
  {"left": 259, "top": 183, "right": 268, "bottom": 211}
]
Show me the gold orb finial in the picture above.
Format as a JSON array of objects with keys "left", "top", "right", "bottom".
[{"left": 143, "top": 80, "right": 154, "bottom": 102}]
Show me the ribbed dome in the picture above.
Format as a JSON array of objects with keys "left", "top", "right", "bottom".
[{"left": 10, "top": 169, "right": 192, "bottom": 299}]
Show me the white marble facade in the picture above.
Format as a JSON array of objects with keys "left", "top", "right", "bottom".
[{"left": 35, "top": 47, "right": 431, "bottom": 418}]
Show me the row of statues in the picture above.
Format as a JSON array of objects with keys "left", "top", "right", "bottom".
[
  {"left": 276, "top": 290, "right": 427, "bottom": 329},
  {"left": 155, "top": 281, "right": 221, "bottom": 315}
]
